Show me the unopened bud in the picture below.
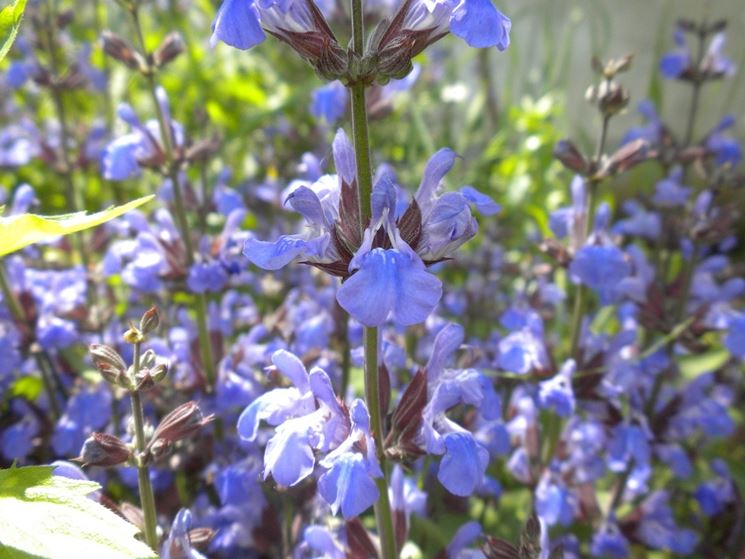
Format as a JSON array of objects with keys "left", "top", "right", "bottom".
[
  {"left": 153, "top": 32, "right": 185, "bottom": 68},
  {"left": 101, "top": 31, "right": 145, "bottom": 71},
  {"left": 598, "top": 138, "right": 649, "bottom": 178},
  {"left": 148, "top": 401, "right": 214, "bottom": 453},
  {"left": 89, "top": 344, "right": 127, "bottom": 385},
  {"left": 151, "top": 363, "right": 169, "bottom": 383},
  {"left": 135, "top": 369, "right": 156, "bottom": 392},
  {"left": 586, "top": 79, "right": 630, "bottom": 116},
  {"left": 139, "top": 306, "right": 160, "bottom": 335},
  {"left": 553, "top": 139, "right": 590, "bottom": 175},
  {"left": 139, "top": 349, "right": 157, "bottom": 370},
  {"left": 78, "top": 433, "right": 131, "bottom": 467}
]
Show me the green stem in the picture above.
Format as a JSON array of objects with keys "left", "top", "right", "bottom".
[
  {"left": 363, "top": 327, "right": 397, "bottom": 559},
  {"left": 684, "top": 32, "right": 706, "bottom": 146},
  {"left": 350, "top": 84, "right": 373, "bottom": 229},
  {"left": 348, "top": 3, "right": 396, "bottom": 554},
  {"left": 567, "top": 112, "right": 610, "bottom": 358},
  {"left": 129, "top": 343, "right": 159, "bottom": 550},
  {"left": 128, "top": 6, "right": 217, "bottom": 390}
]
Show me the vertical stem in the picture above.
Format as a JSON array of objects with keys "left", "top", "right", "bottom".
[
  {"left": 129, "top": 343, "right": 159, "bottom": 550},
  {"left": 363, "top": 327, "right": 397, "bottom": 559},
  {"left": 567, "top": 113, "right": 609, "bottom": 358},
  {"left": 348, "top": 2, "right": 396, "bottom": 555},
  {"left": 128, "top": 6, "right": 217, "bottom": 390},
  {"left": 350, "top": 84, "right": 373, "bottom": 229}
]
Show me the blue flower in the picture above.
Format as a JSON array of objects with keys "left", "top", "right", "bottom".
[
  {"left": 725, "top": 314, "right": 745, "bottom": 359},
  {"left": 419, "top": 323, "right": 495, "bottom": 496},
  {"left": 336, "top": 224, "right": 442, "bottom": 327},
  {"left": 162, "top": 509, "right": 207, "bottom": 559},
  {"left": 538, "top": 360, "right": 575, "bottom": 417},
  {"left": 101, "top": 93, "right": 184, "bottom": 181},
  {"left": 245, "top": 130, "right": 496, "bottom": 328},
  {"left": 237, "top": 350, "right": 348, "bottom": 486},
  {"left": 635, "top": 492, "right": 699, "bottom": 554},
  {"left": 317, "top": 399, "right": 382, "bottom": 518},
  {"left": 296, "top": 525, "right": 346, "bottom": 559},
  {"left": 660, "top": 28, "right": 735, "bottom": 80},
  {"left": 1, "top": 410, "right": 38, "bottom": 462},
  {"left": 211, "top": 0, "right": 346, "bottom": 75},
  {"left": 535, "top": 473, "right": 576, "bottom": 527},
  {"left": 591, "top": 521, "right": 630, "bottom": 559},
  {"left": 52, "top": 383, "right": 112, "bottom": 456},
  {"left": 569, "top": 244, "right": 630, "bottom": 305},
  {"left": 210, "top": 0, "right": 265, "bottom": 50},
  {"left": 310, "top": 80, "right": 348, "bottom": 124},
  {"left": 621, "top": 100, "right": 663, "bottom": 146},
  {"left": 706, "top": 115, "right": 742, "bottom": 167},
  {"left": 187, "top": 261, "right": 229, "bottom": 294},
  {"left": 653, "top": 168, "right": 690, "bottom": 207},
  {"left": 397, "top": 0, "right": 511, "bottom": 50}
]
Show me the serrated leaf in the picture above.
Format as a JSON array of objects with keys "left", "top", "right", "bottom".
[
  {"left": 0, "top": 466, "right": 157, "bottom": 559},
  {"left": 0, "top": 0, "right": 27, "bottom": 62},
  {"left": 0, "top": 196, "right": 154, "bottom": 257}
]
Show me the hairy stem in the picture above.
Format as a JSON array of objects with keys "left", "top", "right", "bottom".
[
  {"left": 348, "top": 2, "right": 397, "bottom": 555},
  {"left": 129, "top": 343, "right": 159, "bottom": 550}
]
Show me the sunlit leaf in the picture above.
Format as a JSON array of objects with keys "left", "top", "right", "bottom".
[
  {"left": 0, "top": 0, "right": 27, "bottom": 62},
  {"left": 0, "top": 466, "right": 157, "bottom": 559},
  {"left": 0, "top": 196, "right": 154, "bottom": 257}
]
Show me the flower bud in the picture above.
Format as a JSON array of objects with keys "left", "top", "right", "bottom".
[
  {"left": 150, "top": 363, "right": 169, "bottom": 383},
  {"left": 139, "top": 349, "right": 157, "bottom": 370},
  {"left": 153, "top": 32, "right": 185, "bottom": 68},
  {"left": 585, "top": 79, "right": 630, "bottom": 117},
  {"left": 135, "top": 369, "right": 156, "bottom": 392},
  {"left": 78, "top": 433, "right": 131, "bottom": 467},
  {"left": 89, "top": 344, "right": 127, "bottom": 386},
  {"left": 597, "top": 138, "right": 649, "bottom": 178},
  {"left": 148, "top": 402, "right": 214, "bottom": 454},
  {"left": 101, "top": 31, "right": 146, "bottom": 71},
  {"left": 553, "top": 139, "right": 589, "bottom": 175},
  {"left": 139, "top": 306, "right": 160, "bottom": 335}
]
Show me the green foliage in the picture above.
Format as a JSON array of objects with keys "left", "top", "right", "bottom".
[
  {"left": 0, "top": 0, "right": 26, "bottom": 62},
  {"left": 0, "top": 196, "right": 154, "bottom": 257},
  {"left": 0, "top": 466, "right": 156, "bottom": 559}
]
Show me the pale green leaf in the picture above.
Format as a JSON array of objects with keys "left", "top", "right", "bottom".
[
  {"left": 0, "top": 0, "right": 27, "bottom": 63},
  {"left": 0, "top": 466, "right": 157, "bottom": 559},
  {"left": 0, "top": 196, "right": 155, "bottom": 257},
  {"left": 678, "top": 348, "right": 730, "bottom": 380}
]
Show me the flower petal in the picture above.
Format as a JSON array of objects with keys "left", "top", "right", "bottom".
[
  {"left": 450, "top": 0, "right": 511, "bottom": 49},
  {"left": 210, "top": 0, "right": 266, "bottom": 49}
]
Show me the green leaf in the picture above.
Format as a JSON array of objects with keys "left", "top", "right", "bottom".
[
  {"left": 678, "top": 348, "right": 730, "bottom": 380},
  {"left": 0, "top": 466, "right": 157, "bottom": 559},
  {"left": 10, "top": 376, "right": 43, "bottom": 401},
  {"left": 0, "top": 196, "right": 155, "bottom": 257},
  {"left": 0, "top": 0, "right": 27, "bottom": 63}
]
